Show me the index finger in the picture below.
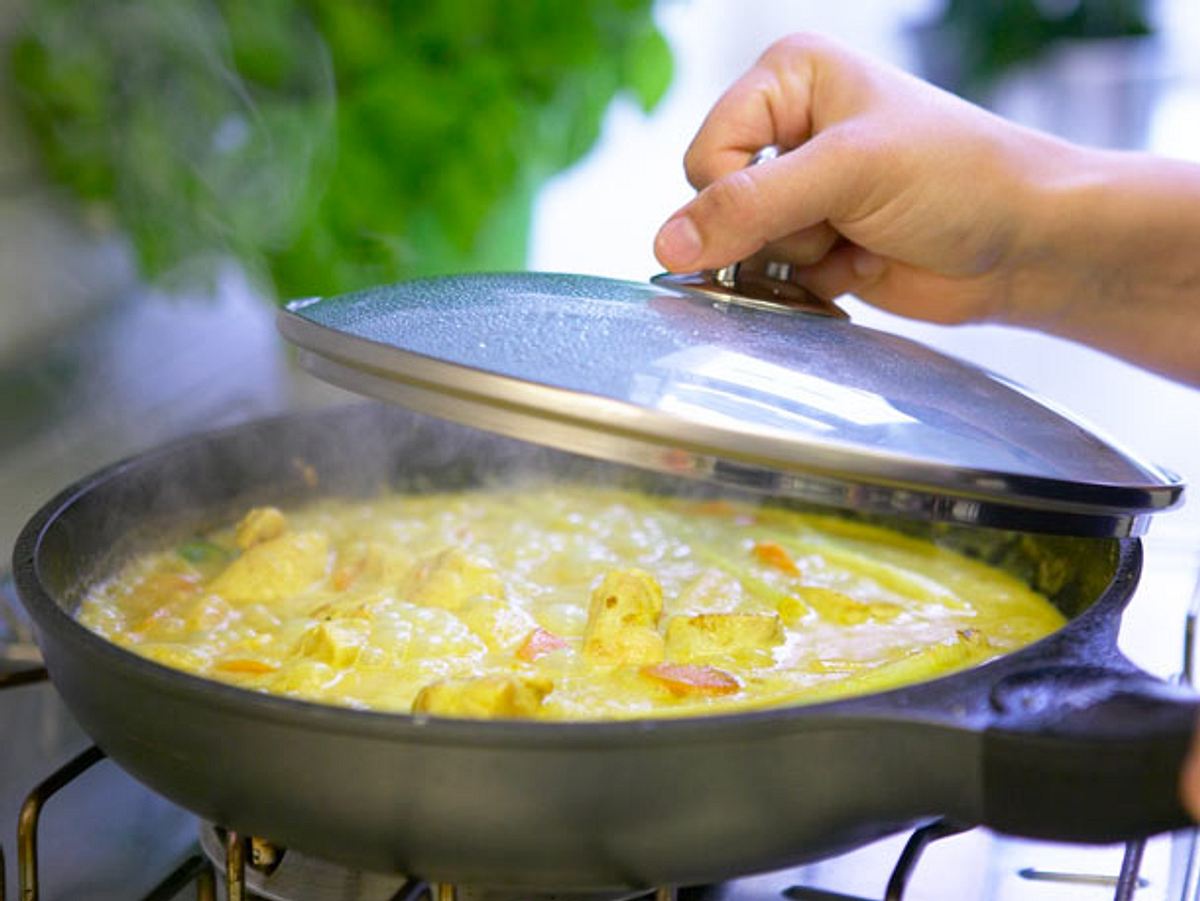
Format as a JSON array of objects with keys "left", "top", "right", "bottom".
[
  {"left": 656, "top": 131, "right": 860, "bottom": 272},
  {"left": 683, "top": 36, "right": 823, "bottom": 189}
]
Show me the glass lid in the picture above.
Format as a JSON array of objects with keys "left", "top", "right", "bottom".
[{"left": 278, "top": 270, "right": 1183, "bottom": 537}]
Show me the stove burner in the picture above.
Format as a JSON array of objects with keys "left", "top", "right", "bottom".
[
  {"left": 196, "top": 822, "right": 652, "bottom": 901},
  {"left": 198, "top": 821, "right": 407, "bottom": 900}
]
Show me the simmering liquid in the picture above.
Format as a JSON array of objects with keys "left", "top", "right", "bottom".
[{"left": 78, "top": 486, "right": 1065, "bottom": 719}]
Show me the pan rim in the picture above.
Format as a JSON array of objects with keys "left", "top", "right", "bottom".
[{"left": 11, "top": 404, "right": 1142, "bottom": 748}]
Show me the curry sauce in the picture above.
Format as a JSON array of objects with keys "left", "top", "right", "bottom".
[{"left": 77, "top": 486, "right": 1065, "bottom": 719}]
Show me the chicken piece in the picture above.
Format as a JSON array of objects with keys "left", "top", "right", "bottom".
[
  {"left": 673, "top": 568, "right": 743, "bottom": 614},
  {"left": 293, "top": 620, "right": 371, "bottom": 667},
  {"left": 664, "top": 613, "right": 784, "bottom": 666},
  {"left": 234, "top": 507, "right": 288, "bottom": 550},
  {"left": 411, "top": 675, "right": 553, "bottom": 719},
  {"left": 775, "top": 596, "right": 810, "bottom": 627},
  {"left": 182, "top": 595, "right": 234, "bottom": 633},
  {"left": 210, "top": 531, "right": 329, "bottom": 604},
  {"left": 642, "top": 663, "right": 740, "bottom": 697},
  {"left": 128, "top": 570, "right": 201, "bottom": 613},
  {"left": 581, "top": 569, "right": 665, "bottom": 666},
  {"left": 307, "top": 595, "right": 378, "bottom": 622},
  {"left": 137, "top": 643, "right": 211, "bottom": 673},
  {"left": 330, "top": 541, "right": 411, "bottom": 592},
  {"left": 533, "top": 602, "right": 588, "bottom": 639},
  {"left": 798, "top": 587, "right": 901, "bottom": 626},
  {"left": 266, "top": 660, "right": 336, "bottom": 696},
  {"left": 242, "top": 603, "right": 283, "bottom": 633},
  {"left": 458, "top": 599, "right": 539, "bottom": 653},
  {"left": 129, "top": 606, "right": 187, "bottom": 639},
  {"left": 379, "top": 605, "right": 487, "bottom": 665},
  {"left": 398, "top": 547, "right": 504, "bottom": 610}
]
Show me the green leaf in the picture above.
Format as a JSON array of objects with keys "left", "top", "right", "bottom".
[
  {"left": 177, "top": 540, "right": 232, "bottom": 566},
  {"left": 624, "top": 22, "right": 673, "bottom": 112},
  {"left": 7, "top": 0, "right": 674, "bottom": 301}
]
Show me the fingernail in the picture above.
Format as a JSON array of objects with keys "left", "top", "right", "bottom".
[
  {"left": 655, "top": 216, "right": 703, "bottom": 269},
  {"left": 851, "top": 248, "right": 885, "bottom": 280}
]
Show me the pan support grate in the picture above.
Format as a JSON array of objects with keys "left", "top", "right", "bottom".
[{"left": 0, "top": 737, "right": 1173, "bottom": 901}]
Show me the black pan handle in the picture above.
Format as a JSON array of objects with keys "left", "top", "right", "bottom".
[{"left": 981, "top": 664, "right": 1200, "bottom": 840}]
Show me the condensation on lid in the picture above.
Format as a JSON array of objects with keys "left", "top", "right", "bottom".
[{"left": 278, "top": 271, "right": 1184, "bottom": 537}]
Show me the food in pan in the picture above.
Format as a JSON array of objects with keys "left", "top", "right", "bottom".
[{"left": 78, "top": 486, "right": 1065, "bottom": 719}]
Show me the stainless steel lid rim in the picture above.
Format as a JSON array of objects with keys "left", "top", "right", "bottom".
[
  {"left": 295, "top": 334, "right": 1178, "bottom": 510},
  {"left": 287, "top": 327, "right": 1172, "bottom": 537}
]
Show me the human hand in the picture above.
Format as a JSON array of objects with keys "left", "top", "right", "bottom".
[
  {"left": 654, "top": 34, "right": 1200, "bottom": 385},
  {"left": 657, "top": 30, "right": 1200, "bottom": 826}
]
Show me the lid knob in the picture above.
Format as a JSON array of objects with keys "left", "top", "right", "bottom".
[{"left": 653, "top": 145, "right": 845, "bottom": 317}]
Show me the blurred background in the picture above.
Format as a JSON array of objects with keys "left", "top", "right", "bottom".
[{"left": 3, "top": 0, "right": 1200, "bottom": 673}]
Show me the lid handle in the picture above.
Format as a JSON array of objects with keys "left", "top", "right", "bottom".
[
  {"left": 711, "top": 146, "right": 782, "bottom": 290},
  {"left": 653, "top": 145, "right": 846, "bottom": 318}
]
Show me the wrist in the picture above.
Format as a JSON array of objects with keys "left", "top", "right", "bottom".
[{"left": 1008, "top": 146, "right": 1200, "bottom": 384}]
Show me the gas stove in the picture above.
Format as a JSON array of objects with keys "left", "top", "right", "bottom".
[
  {"left": 1, "top": 669, "right": 1196, "bottom": 901},
  {"left": 3, "top": 285, "right": 1200, "bottom": 901}
]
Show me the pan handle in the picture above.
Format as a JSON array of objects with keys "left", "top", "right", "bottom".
[{"left": 981, "top": 663, "right": 1200, "bottom": 840}]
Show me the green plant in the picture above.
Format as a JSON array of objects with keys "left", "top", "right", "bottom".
[
  {"left": 8, "top": 0, "right": 672, "bottom": 300},
  {"left": 917, "top": 0, "right": 1152, "bottom": 97}
]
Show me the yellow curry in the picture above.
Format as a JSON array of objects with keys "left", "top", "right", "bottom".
[{"left": 78, "top": 486, "right": 1065, "bottom": 719}]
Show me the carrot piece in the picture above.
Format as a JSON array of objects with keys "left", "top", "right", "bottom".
[
  {"left": 516, "top": 627, "right": 569, "bottom": 662},
  {"left": 753, "top": 540, "right": 800, "bottom": 576},
  {"left": 642, "top": 663, "right": 739, "bottom": 696},
  {"left": 216, "top": 659, "right": 277, "bottom": 675}
]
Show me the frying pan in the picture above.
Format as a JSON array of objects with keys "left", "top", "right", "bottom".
[{"left": 12, "top": 402, "right": 1199, "bottom": 890}]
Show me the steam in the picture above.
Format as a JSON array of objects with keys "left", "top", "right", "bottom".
[
  {"left": 15, "top": 0, "right": 337, "bottom": 298},
  {"left": 34, "top": 402, "right": 1105, "bottom": 625}
]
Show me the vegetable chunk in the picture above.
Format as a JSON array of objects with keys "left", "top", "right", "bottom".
[
  {"left": 581, "top": 569, "right": 665, "bottom": 666},
  {"left": 665, "top": 613, "right": 784, "bottom": 666},
  {"left": 210, "top": 531, "right": 328, "bottom": 603},
  {"left": 674, "top": 568, "right": 742, "bottom": 613},
  {"left": 798, "top": 587, "right": 901, "bottom": 625},
  {"left": 753, "top": 541, "right": 800, "bottom": 576},
  {"left": 294, "top": 620, "right": 370, "bottom": 668},
  {"left": 330, "top": 541, "right": 410, "bottom": 591},
  {"left": 642, "top": 663, "right": 739, "bottom": 697},
  {"left": 412, "top": 675, "right": 553, "bottom": 718},
  {"left": 234, "top": 506, "right": 287, "bottom": 550},
  {"left": 516, "top": 627, "right": 569, "bottom": 662},
  {"left": 459, "top": 600, "right": 539, "bottom": 653}
]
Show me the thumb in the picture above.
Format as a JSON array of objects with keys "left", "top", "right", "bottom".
[{"left": 654, "top": 132, "right": 860, "bottom": 272}]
